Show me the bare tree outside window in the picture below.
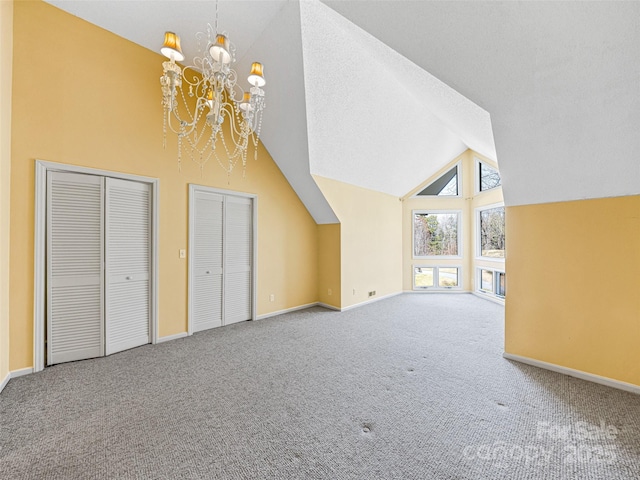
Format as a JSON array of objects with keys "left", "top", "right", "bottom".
[
  {"left": 439, "top": 176, "right": 458, "bottom": 196},
  {"left": 480, "top": 207, "right": 505, "bottom": 258},
  {"left": 413, "top": 213, "right": 459, "bottom": 256},
  {"left": 479, "top": 162, "right": 501, "bottom": 191}
]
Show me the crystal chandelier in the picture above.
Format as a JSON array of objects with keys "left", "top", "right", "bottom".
[{"left": 159, "top": 5, "right": 266, "bottom": 175}]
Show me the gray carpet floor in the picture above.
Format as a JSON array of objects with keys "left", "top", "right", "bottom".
[{"left": 1, "top": 293, "right": 639, "bottom": 479}]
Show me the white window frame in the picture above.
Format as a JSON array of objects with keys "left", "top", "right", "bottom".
[
  {"left": 412, "top": 209, "right": 463, "bottom": 260},
  {"left": 413, "top": 265, "right": 463, "bottom": 291},
  {"left": 475, "top": 202, "right": 506, "bottom": 262},
  {"left": 476, "top": 267, "right": 506, "bottom": 299},
  {"left": 412, "top": 161, "right": 463, "bottom": 198},
  {"left": 474, "top": 157, "right": 502, "bottom": 195}
]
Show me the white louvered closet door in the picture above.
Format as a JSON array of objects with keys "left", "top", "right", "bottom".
[
  {"left": 224, "top": 196, "right": 253, "bottom": 325},
  {"left": 105, "top": 178, "right": 151, "bottom": 355},
  {"left": 47, "top": 172, "right": 104, "bottom": 365},
  {"left": 192, "top": 191, "right": 224, "bottom": 332}
]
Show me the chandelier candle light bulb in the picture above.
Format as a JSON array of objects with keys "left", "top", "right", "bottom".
[{"left": 159, "top": 23, "right": 266, "bottom": 175}]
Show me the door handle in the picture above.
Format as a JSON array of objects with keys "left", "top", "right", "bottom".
[
  {"left": 126, "top": 276, "right": 133, "bottom": 280},
  {"left": 205, "top": 271, "right": 211, "bottom": 274}
]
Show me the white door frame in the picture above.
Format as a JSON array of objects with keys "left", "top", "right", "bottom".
[
  {"left": 188, "top": 184, "right": 258, "bottom": 335},
  {"left": 34, "top": 160, "right": 160, "bottom": 373}
]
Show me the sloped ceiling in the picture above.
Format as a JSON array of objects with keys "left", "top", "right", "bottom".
[
  {"left": 326, "top": 0, "right": 640, "bottom": 207},
  {"left": 44, "top": 0, "right": 640, "bottom": 222},
  {"left": 298, "top": 0, "right": 495, "bottom": 197}
]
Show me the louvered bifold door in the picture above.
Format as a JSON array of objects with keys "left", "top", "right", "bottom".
[
  {"left": 193, "top": 191, "right": 224, "bottom": 332},
  {"left": 105, "top": 178, "right": 151, "bottom": 355},
  {"left": 47, "top": 172, "right": 104, "bottom": 365},
  {"left": 224, "top": 196, "right": 253, "bottom": 325}
]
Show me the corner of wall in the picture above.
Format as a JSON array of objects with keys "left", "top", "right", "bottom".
[
  {"left": 0, "top": 0, "right": 14, "bottom": 387},
  {"left": 313, "top": 175, "right": 402, "bottom": 309},
  {"left": 505, "top": 195, "right": 640, "bottom": 386},
  {"left": 317, "top": 223, "right": 341, "bottom": 308}
]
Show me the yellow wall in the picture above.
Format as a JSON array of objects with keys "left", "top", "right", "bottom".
[
  {"left": 0, "top": 0, "right": 13, "bottom": 382},
  {"left": 401, "top": 150, "right": 504, "bottom": 293},
  {"left": 505, "top": 195, "right": 640, "bottom": 385},
  {"left": 317, "top": 223, "right": 341, "bottom": 308},
  {"left": 9, "top": 0, "right": 319, "bottom": 370},
  {"left": 313, "top": 175, "right": 402, "bottom": 308}
]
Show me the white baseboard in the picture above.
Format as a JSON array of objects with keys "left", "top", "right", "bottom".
[
  {"left": 0, "top": 372, "right": 9, "bottom": 394},
  {"left": 257, "top": 293, "right": 403, "bottom": 318},
  {"left": 404, "top": 290, "right": 468, "bottom": 295},
  {"left": 503, "top": 352, "right": 640, "bottom": 395},
  {"left": 339, "top": 291, "right": 402, "bottom": 312},
  {"left": 256, "top": 302, "right": 323, "bottom": 320},
  {"left": 156, "top": 332, "right": 188, "bottom": 344},
  {"left": 1, "top": 366, "right": 45, "bottom": 393},
  {"left": 317, "top": 302, "right": 340, "bottom": 311},
  {"left": 472, "top": 291, "right": 505, "bottom": 305},
  {"left": 11, "top": 367, "right": 33, "bottom": 378},
  {"left": 403, "top": 290, "right": 505, "bottom": 307}
]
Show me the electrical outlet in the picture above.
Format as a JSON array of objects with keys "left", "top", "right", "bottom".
[
  {"left": 269, "top": 294, "right": 275, "bottom": 302},
  {"left": 328, "top": 288, "right": 332, "bottom": 296},
  {"left": 179, "top": 249, "right": 186, "bottom": 258}
]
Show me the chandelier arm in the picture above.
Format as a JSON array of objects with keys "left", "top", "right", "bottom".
[
  {"left": 226, "top": 82, "right": 244, "bottom": 103},
  {"left": 167, "top": 107, "right": 199, "bottom": 137},
  {"left": 165, "top": 109, "right": 191, "bottom": 136},
  {"left": 164, "top": 110, "right": 183, "bottom": 136},
  {"left": 164, "top": 84, "right": 202, "bottom": 137},
  {"left": 219, "top": 103, "right": 247, "bottom": 142},
  {"left": 171, "top": 89, "right": 214, "bottom": 139},
  {"left": 182, "top": 67, "right": 206, "bottom": 90}
]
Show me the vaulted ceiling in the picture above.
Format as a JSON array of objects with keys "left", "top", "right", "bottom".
[{"left": 46, "top": 1, "right": 640, "bottom": 224}]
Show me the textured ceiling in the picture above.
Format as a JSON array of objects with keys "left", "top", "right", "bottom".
[
  {"left": 299, "top": 0, "right": 489, "bottom": 197},
  {"left": 325, "top": 0, "right": 640, "bottom": 207},
  {"left": 44, "top": 0, "right": 640, "bottom": 220}
]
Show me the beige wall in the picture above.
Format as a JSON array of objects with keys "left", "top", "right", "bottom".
[
  {"left": 9, "top": 0, "right": 319, "bottom": 370},
  {"left": 0, "top": 0, "right": 13, "bottom": 383},
  {"left": 505, "top": 195, "right": 640, "bottom": 385},
  {"left": 317, "top": 223, "right": 341, "bottom": 308},
  {"left": 401, "top": 150, "right": 504, "bottom": 293},
  {"left": 313, "top": 175, "right": 402, "bottom": 308}
]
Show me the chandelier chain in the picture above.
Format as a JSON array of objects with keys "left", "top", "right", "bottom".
[{"left": 215, "top": 0, "right": 219, "bottom": 34}]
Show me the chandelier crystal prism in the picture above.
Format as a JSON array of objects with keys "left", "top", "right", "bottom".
[{"left": 159, "top": 16, "right": 266, "bottom": 175}]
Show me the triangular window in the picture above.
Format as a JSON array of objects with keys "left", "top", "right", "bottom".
[
  {"left": 417, "top": 166, "right": 459, "bottom": 196},
  {"left": 478, "top": 161, "right": 501, "bottom": 192}
]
